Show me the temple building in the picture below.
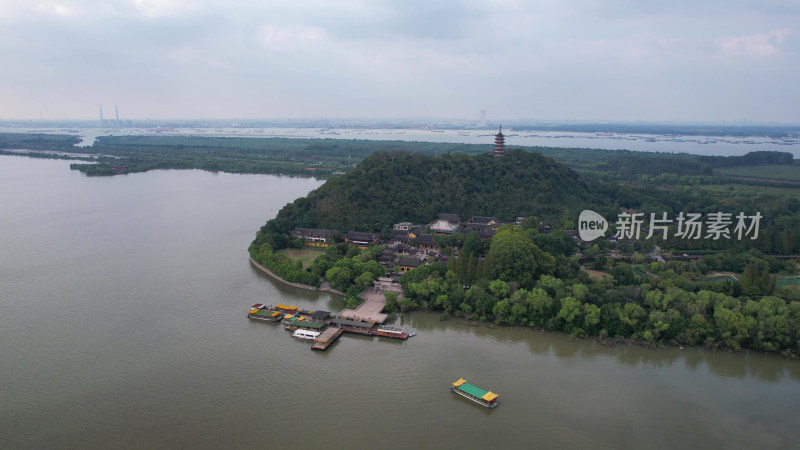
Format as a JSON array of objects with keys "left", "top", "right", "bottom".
[{"left": 493, "top": 126, "right": 505, "bottom": 157}]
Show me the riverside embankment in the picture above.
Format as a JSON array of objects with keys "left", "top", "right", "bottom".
[{"left": 249, "top": 257, "right": 344, "bottom": 295}]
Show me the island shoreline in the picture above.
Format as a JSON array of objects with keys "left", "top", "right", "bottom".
[{"left": 249, "top": 257, "right": 344, "bottom": 296}]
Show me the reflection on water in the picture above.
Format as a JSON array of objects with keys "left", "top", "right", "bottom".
[{"left": 398, "top": 312, "right": 799, "bottom": 383}]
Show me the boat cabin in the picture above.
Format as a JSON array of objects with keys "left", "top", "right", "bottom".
[{"left": 292, "top": 329, "right": 321, "bottom": 340}]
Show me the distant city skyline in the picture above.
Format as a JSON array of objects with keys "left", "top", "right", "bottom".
[{"left": 1, "top": 1, "right": 798, "bottom": 124}]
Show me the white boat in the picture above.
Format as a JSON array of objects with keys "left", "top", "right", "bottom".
[{"left": 292, "top": 329, "right": 321, "bottom": 340}]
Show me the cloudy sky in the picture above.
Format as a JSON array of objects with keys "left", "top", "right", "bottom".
[{"left": 1, "top": 0, "right": 798, "bottom": 123}]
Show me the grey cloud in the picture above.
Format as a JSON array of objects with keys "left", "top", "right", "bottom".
[{"left": 0, "top": 0, "right": 798, "bottom": 122}]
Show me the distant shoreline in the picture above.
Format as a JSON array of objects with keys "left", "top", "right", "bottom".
[{"left": 249, "top": 257, "right": 344, "bottom": 296}]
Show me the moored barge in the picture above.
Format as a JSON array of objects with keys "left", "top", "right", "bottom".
[
  {"left": 374, "top": 326, "right": 410, "bottom": 340},
  {"left": 247, "top": 304, "right": 284, "bottom": 321},
  {"left": 275, "top": 304, "right": 299, "bottom": 314},
  {"left": 451, "top": 378, "right": 498, "bottom": 408}
]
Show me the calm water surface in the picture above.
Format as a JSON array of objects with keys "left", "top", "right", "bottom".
[{"left": 2, "top": 156, "right": 799, "bottom": 449}]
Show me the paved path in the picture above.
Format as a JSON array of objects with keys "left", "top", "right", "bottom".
[{"left": 339, "top": 289, "right": 388, "bottom": 324}]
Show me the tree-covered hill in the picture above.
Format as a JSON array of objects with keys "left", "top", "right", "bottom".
[{"left": 262, "top": 148, "right": 589, "bottom": 233}]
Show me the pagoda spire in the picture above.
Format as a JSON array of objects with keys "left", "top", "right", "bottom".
[{"left": 493, "top": 125, "right": 505, "bottom": 157}]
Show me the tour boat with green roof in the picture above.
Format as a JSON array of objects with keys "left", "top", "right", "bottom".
[{"left": 451, "top": 378, "right": 498, "bottom": 408}]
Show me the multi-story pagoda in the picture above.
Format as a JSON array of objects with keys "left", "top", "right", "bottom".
[{"left": 493, "top": 126, "right": 505, "bottom": 157}]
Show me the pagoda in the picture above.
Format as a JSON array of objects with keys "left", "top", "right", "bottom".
[{"left": 493, "top": 126, "right": 505, "bottom": 157}]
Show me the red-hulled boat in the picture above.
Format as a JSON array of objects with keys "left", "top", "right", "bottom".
[{"left": 374, "top": 326, "right": 409, "bottom": 340}]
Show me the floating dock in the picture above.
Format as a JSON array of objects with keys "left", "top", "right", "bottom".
[
  {"left": 248, "top": 287, "right": 414, "bottom": 352},
  {"left": 311, "top": 327, "right": 344, "bottom": 351}
]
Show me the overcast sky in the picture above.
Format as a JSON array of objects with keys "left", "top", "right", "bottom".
[{"left": 1, "top": 0, "right": 798, "bottom": 123}]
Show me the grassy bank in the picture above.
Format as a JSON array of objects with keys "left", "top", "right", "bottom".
[{"left": 275, "top": 247, "right": 326, "bottom": 269}]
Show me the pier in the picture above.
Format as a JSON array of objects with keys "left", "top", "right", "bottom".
[
  {"left": 248, "top": 285, "right": 412, "bottom": 352},
  {"left": 312, "top": 327, "right": 344, "bottom": 351}
]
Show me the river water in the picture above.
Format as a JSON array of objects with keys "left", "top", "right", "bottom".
[{"left": 2, "top": 156, "right": 799, "bottom": 449}]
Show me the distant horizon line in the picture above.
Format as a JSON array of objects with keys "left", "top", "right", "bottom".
[{"left": 1, "top": 117, "right": 799, "bottom": 128}]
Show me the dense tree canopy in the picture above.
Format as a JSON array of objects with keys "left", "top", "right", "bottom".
[
  {"left": 264, "top": 149, "right": 589, "bottom": 233},
  {"left": 485, "top": 226, "right": 555, "bottom": 289}
]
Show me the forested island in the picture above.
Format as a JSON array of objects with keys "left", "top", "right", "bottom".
[
  {"left": 3, "top": 130, "right": 800, "bottom": 355},
  {"left": 3, "top": 132, "right": 799, "bottom": 191},
  {"left": 250, "top": 148, "right": 800, "bottom": 358}
]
